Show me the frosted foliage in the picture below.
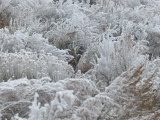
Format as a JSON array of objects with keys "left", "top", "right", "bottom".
[
  {"left": 90, "top": 21, "right": 149, "bottom": 90},
  {"left": 0, "top": 51, "right": 74, "bottom": 81},
  {"left": 100, "top": 0, "right": 155, "bottom": 8},
  {"left": 64, "top": 78, "right": 99, "bottom": 98},
  {"left": 0, "top": 28, "right": 71, "bottom": 61},
  {"left": 1, "top": 59, "right": 160, "bottom": 119},
  {"left": 1, "top": 101, "right": 31, "bottom": 120},
  {"left": 0, "top": 0, "right": 93, "bottom": 49},
  {"left": 7, "top": 59, "right": 160, "bottom": 120},
  {"left": 0, "top": 78, "right": 100, "bottom": 119},
  {"left": 1, "top": 0, "right": 160, "bottom": 120}
]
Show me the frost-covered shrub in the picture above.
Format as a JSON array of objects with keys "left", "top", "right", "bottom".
[
  {"left": 0, "top": 28, "right": 71, "bottom": 61},
  {"left": 100, "top": 0, "right": 155, "bottom": 8},
  {"left": 7, "top": 0, "right": 94, "bottom": 49},
  {"left": 0, "top": 77, "right": 100, "bottom": 120},
  {"left": 8, "top": 58, "right": 160, "bottom": 120},
  {"left": 1, "top": 0, "right": 160, "bottom": 119},
  {"left": 1, "top": 101, "right": 31, "bottom": 120},
  {"left": 103, "top": 60, "right": 160, "bottom": 119},
  {"left": 64, "top": 78, "right": 99, "bottom": 98},
  {"left": 0, "top": 50, "right": 74, "bottom": 81},
  {"left": 87, "top": 21, "right": 149, "bottom": 90},
  {"left": 0, "top": 0, "right": 94, "bottom": 65},
  {"left": 43, "top": 1, "right": 93, "bottom": 50},
  {"left": 146, "top": 26, "right": 160, "bottom": 58}
]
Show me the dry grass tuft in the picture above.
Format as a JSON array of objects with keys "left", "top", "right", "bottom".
[{"left": 0, "top": 13, "right": 10, "bottom": 28}]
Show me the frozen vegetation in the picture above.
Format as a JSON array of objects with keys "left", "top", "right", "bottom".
[{"left": 0, "top": 0, "right": 160, "bottom": 119}]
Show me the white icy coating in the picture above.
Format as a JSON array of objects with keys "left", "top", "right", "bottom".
[
  {"left": 1, "top": 60, "right": 159, "bottom": 120},
  {"left": 0, "top": 51, "right": 74, "bottom": 82},
  {"left": 0, "top": 78, "right": 100, "bottom": 119},
  {"left": 0, "top": 0, "right": 160, "bottom": 120}
]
